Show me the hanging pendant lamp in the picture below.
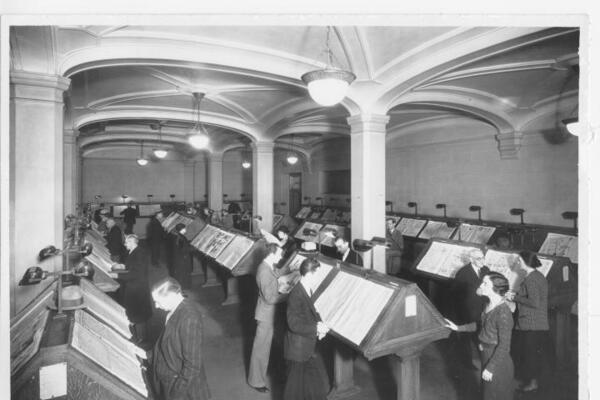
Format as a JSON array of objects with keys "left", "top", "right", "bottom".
[
  {"left": 136, "top": 141, "right": 148, "bottom": 166},
  {"left": 286, "top": 134, "right": 299, "bottom": 165},
  {"left": 301, "top": 26, "right": 356, "bottom": 107},
  {"left": 188, "top": 92, "right": 210, "bottom": 149},
  {"left": 153, "top": 123, "right": 168, "bottom": 158}
]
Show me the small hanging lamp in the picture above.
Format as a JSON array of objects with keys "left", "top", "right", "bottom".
[
  {"left": 136, "top": 141, "right": 148, "bottom": 166},
  {"left": 188, "top": 92, "right": 210, "bottom": 149}
]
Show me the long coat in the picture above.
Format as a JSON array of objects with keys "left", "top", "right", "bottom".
[
  {"left": 119, "top": 246, "right": 153, "bottom": 323},
  {"left": 284, "top": 283, "right": 320, "bottom": 362},
  {"left": 105, "top": 225, "right": 125, "bottom": 259},
  {"left": 152, "top": 300, "right": 211, "bottom": 400},
  {"left": 453, "top": 263, "right": 490, "bottom": 324}
]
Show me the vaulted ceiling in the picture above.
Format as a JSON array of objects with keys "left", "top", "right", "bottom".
[{"left": 10, "top": 25, "right": 579, "bottom": 160}]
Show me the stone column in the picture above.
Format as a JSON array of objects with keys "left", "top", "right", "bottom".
[
  {"left": 347, "top": 114, "right": 389, "bottom": 272},
  {"left": 208, "top": 153, "right": 223, "bottom": 212},
  {"left": 63, "top": 128, "right": 79, "bottom": 216},
  {"left": 183, "top": 160, "right": 196, "bottom": 203},
  {"left": 10, "top": 71, "right": 70, "bottom": 316},
  {"left": 252, "top": 141, "right": 274, "bottom": 232}
]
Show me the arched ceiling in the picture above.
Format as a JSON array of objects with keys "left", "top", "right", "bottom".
[{"left": 10, "top": 25, "right": 579, "bottom": 158}]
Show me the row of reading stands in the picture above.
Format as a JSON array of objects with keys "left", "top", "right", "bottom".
[
  {"left": 292, "top": 202, "right": 578, "bottom": 369},
  {"left": 11, "top": 216, "right": 149, "bottom": 399},
  {"left": 10, "top": 201, "right": 577, "bottom": 400}
]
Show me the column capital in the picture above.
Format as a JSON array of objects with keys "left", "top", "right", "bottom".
[
  {"left": 10, "top": 71, "right": 70, "bottom": 102},
  {"left": 208, "top": 152, "right": 224, "bottom": 162},
  {"left": 252, "top": 141, "right": 275, "bottom": 153},
  {"left": 347, "top": 113, "right": 390, "bottom": 134},
  {"left": 495, "top": 131, "right": 524, "bottom": 159}
]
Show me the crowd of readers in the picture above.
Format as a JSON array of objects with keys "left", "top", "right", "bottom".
[{"left": 92, "top": 204, "right": 551, "bottom": 400}]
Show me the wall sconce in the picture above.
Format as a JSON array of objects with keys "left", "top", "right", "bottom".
[
  {"left": 315, "top": 197, "right": 324, "bottom": 206},
  {"left": 407, "top": 202, "right": 418, "bottom": 216},
  {"left": 38, "top": 242, "right": 94, "bottom": 262},
  {"left": 469, "top": 205, "right": 482, "bottom": 223},
  {"left": 510, "top": 208, "right": 525, "bottom": 224},
  {"left": 169, "top": 194, "right": 176, "bottom": 202},
  {"left": 303, "top": 196, "right": 312, "bottom": 206},
  {"left": 562, "top": 211, "right": 578, "bottom": 230},
  {"left": 94, "top": 195, "right": 102, "bottom": 204},
  {"left": 147, "top": 194, "right": 153, "bottom": 203},
  {"left": 385, "top": 201, "right": 393, "bottom": 213},
  {"left": 121, "top": 194, "right": 128, "bottom": 204},
  {"left": 435, "top": 203, "right": 447, "bottom": 218}
]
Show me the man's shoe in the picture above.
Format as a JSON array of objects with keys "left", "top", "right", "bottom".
[{"left": 251, "top": 386, "right": 270, "bottom": 393}]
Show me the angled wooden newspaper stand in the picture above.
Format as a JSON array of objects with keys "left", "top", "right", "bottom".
[
  {"left": 11, "top": 279, "right": 148, "bottom": 400},
  {"left": 162, "top": 212, "right": 267, "bottom": 305},
  {"left": 280, "top": 251, "right": 450, "bottom": 400}
]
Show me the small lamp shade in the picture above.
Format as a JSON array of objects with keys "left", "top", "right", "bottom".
[{"left": 19, "top": 266, "right": 47, "bottom": 286}]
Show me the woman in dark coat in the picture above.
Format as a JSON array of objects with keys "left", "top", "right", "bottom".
[
  {"left": 506, "top": 250, "right": 549, "bottom": 392},
  {"left": 112, "top": 234, "right": 153, "bottom": 344},
  {"left": 283, "top": 258, "right": 330, "bottom": 400},
  {"left": 446, "top": 272, "right": 515, "bottom": 400}
]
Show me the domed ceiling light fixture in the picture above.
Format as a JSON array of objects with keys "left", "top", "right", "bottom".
[
  {"left": 286, "top": 134, "right": 299, "bottom": 165},
  {"left": 136, "top": 140, "right": 148, "bottom": 166},
  {"left": 152, "top": 123, "right": 168, "bottom": 158},
  {"left": 188, "top": 92, "right": 210, "bottom": 149},
  {"left": 301, "top": 26, "right": 356, "bottom": 107}
]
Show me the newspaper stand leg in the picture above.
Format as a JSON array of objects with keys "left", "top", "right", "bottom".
[
  {"left": 222, "top": 274, "right": 241, "bottom": 306},
  {"left": 554, "top": 306, "right": 571, "bottom": 367},
  {"left": 328, "top": 342, "right": 361, "bottom": 399},
  {"left": 393, "top": 348, "right": 422, "bottom": 400},
  {"left": 202, "top": 257, "right": 221, "bottom": 287}
]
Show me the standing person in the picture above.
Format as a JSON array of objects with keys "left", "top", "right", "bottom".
[
  {"left": 112, "top": 234, "right": 153, "bottom": 345},
  {"left": 105, "top": 218, "right": 125, "bottom": 262},
  {"left": 446, "top": 272, "right": 515, "bottom": 400},
  {"left": 120, "top": 202, "right": 138, "bottom": 234},
  {"left": 146, "top": 211, "right": 165, "bottom": 267},
  {"left": 151, "top": 277, "right": 211, "bottom": 400},
  {"left": 284, "top": 258, "right": 330, "bottom": 400},
  {"left": 172, "top": 223, "right": 193, "bottom": 291},
  {"left": 333, "top": 236, "right": 363, "bottom": 266},
  {"left": 248, "top": 243, "right": 286, "bottom": 393},
  {"left": 385, "top": 218, "right": 404, "bottom": 275},
  {"left": 452, "top": 248, "right": 491, "bottom": 369},
  {"left": 506, "top": 250, "right": 549, "bottom": 392}
]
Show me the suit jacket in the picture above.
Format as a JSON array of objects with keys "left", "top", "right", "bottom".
[
  {"left": 453, "top": 263, "right": 490, "bottom": 324},
  {"left": 284, "top": 283, "right": 320, "bottom": 362},
  {"left": 340, "top": 249, "right": 363, "bottom": 267},
  {"left": 120, "top": 207, "right": 137, "bottom": 224},
  {"left": 147, "top": 216, "right": 165, "bottom": 244},
  {"left": 254, "top": 261, "right": 286, "bottom": 323},
  {"left": 105, "top": 225, "right": 125, "bottom": 258},
  {"left": 119, "top": 246, "right": 153, "bottom": 323},
  {"left": 152, "top": 300, "right": 210, "bottom": 400},
  {"left": 280, "top": 238, "right": 298, "bottom": 262}
]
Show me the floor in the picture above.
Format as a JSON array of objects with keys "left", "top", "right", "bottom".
[{"left": 141, "top": 241, "right": 579, "bottom": 400}]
